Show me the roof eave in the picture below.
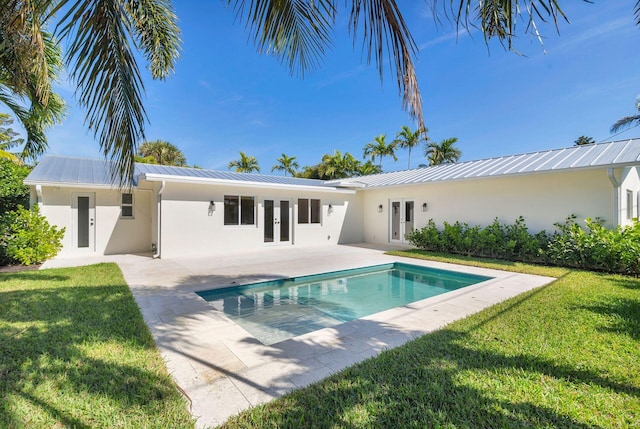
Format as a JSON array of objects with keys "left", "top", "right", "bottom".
[{"left": 139, "top": 173, "right": 357, "bottom": 194}]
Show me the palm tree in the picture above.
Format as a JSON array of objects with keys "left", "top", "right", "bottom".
[
  {"left": 363, "top": 135, "right": 397, "bottom": 169},
  {"left": 228, "top": 151, "right": 260, "bottom": 173},
  {"left": 1, "top": 0, "right": 606, "bottom": 181},
  {"left": 355, "top": 160, "right": 382, "bottom": 176},
  {"left": 318, "top": 150, "right": 359, "bottom": 180},
  {"left": 393, "top": 125, "right": 428, "bottom": 169},
  {"left": 611, "top": 97, "right": 640, "bottom": 135},
  {"left": 0, "top": 113, "right": 24, "bottom": 164},
  {"left": 0, "top": 0, "right": 181, "bottom": 182},
  {"left": 574, "top": 136, "right": 595, "bottom": 146},
  {"left": 425, "top": 138, "right": 462, "bottom": 166},
  {"left": 137, "top": 140, "right": 187, "bottom": 166},
  {"left": 271, "top": 153, "right": 299, "bottom": 176},
  {"left": 0, "top": 27, "right": 66, "bottom": 160}
]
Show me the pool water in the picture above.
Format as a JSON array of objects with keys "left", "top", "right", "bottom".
[{"left": 197, "top": 263, "right": 492, "bottom": 345}]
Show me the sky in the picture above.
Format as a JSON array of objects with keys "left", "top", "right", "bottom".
[{"left": 20, "top": 1, "right": 640, "bottom": 173}]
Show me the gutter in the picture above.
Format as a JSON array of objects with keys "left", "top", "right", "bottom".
[
  {"left": 153, "top": 180, "right": 166, "bottom": 258},
  {"left": 608, "top": 168, "right": 621, "bottom": 226}
]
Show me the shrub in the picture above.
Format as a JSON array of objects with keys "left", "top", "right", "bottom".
[
  {"left": 0, "top": 205, "right": 65, "bottom": 265},
  {"left": 0, "top": 158, "right": 31, "bottom": 214},
  {"left": 408, "top": 216, "right": 549, "bottom": 264}
]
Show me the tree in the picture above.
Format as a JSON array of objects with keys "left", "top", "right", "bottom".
[
  {"left": 393, "top": 125, "right": 428, "bottom": 169},
  {"left": 355, "top": 160, "right": 382, "bottom": 176},
  {"left": 0, "top": 113, "right": 24, "bottom": 164},
  {"left": 2, "top": 1, "right": 616, "bottom": 182},
  {"left": 0, "top": 26, "right": 66, "bottom": 160},
  {"left": 271, "top": 153, "right": 299, "bottom": 176},
  {"left": 317, "top": 150, "right": 360, "bottom": 180},
  {"left": 363, "top": 135, "right": 397, "bottom": 168},
  {"left": 425, "top": 137, "right": 462, "bottom": 166},
  {"left": 228, "top": 151, "right": 260, "bottom": 173},
  {"left": 0, "top": 158, "right": 31, "bottom": 214},
  {"left": 574, "top": 136, "right": 595, "bottom": 146},
  {"left": 611, "top": 97, "right": 640, "bottom": 135},
  {"left": 1, "top": 0, "right": 181, "bottom": 182},
  {"left": 137, "top": 140, "right": 187, "bottom": 166}
]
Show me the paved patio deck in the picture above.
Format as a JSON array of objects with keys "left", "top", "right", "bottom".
[{"left": 42, "top": 244, "right": 556, "bottom": 428}]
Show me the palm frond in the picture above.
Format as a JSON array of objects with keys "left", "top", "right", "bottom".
[
  {"left": 125, "top": 0, "right": 181, "bottom": 79},
  {"left": 610, "top": 115, "right": 640, "bottom": 134},
  {"left": 350, "top": 0, "right": 423, "bottom": 128},
  {"left": 230, "top": 0, "right": 335, "bottom": 77},
  {"left": 57, "top": 0, "right": 180, "bottom": 185}
]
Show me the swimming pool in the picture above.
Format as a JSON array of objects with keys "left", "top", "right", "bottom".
[{"left": 197, "top": 262, "right": 493, "bottom": 345}]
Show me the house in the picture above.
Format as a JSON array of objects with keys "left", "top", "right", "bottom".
[{"left": 24, "top": 139, "right": 640, "bottom": 258}]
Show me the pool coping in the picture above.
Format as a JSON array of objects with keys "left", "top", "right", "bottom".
[{"left": 42, "top": 244, "right": 556, "bottom": 428}]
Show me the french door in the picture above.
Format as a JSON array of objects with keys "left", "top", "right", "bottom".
[
  {"left": 72, "top": 193, "right": 95, "bottom": 252},
  {"left": 263, "top": 199, "right": 291, "bottom": 245},
  {"left": 390, "top": 199, "right": 414, "bottom": 244}
]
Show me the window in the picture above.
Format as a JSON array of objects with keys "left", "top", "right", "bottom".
[
  {"left": 224, "top": 195, "right": 255, "bottom": 225},
  {"left": 121, "top": 193, "right": 133, "bottom": 218},
  {"left": 298, "top": 198, "right": 321, "bottom": 224},
  {"left": 627, "top": 190, "right": 634, "bottom": 220}
]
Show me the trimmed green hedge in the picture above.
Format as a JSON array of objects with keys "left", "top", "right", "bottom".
[{"left": 407, "top": 215, "right": 640, "bottom": 275}]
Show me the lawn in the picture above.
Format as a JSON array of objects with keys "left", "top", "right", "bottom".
[
  {"left": 0, "top": 263, "right": 194, "bottom": 428},
  {"left": 221, "top": 250, "right": 640, "bottom": 428}
]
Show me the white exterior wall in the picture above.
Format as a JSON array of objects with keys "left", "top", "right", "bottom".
[
  {"left": 362, "top": 169, "right": 616, "bottom": 244},
  {"left": 35, "top": 186, "right": 152, "bottom": 255},
  {"left": 155, "top": 181, "right": 363, "bottom": 258},
  {"left": 618, "top": 166, "right": 640, "bottom": 226}
]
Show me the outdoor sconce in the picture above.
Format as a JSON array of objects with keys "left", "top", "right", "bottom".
[
  {"left": 422, "top": 202, "right": 428, "bottom": 212},
  {"left": 328, "top": 204, "right": 333, "bottom": 214},
  {"left": 377, "top": 204, "right": 383, "bottom": 213},
  {"left": 208, "top": 201, "right": 215, "bottom": 216}
]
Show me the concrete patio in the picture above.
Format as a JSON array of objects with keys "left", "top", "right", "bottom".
[{"left": 42, "top": 244, "right": 556, "bottom": 428}]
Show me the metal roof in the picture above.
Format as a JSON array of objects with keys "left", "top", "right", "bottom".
[
  {"left": 25, "top": 155, "right": 332, "bottom": 188},
  {"left": 25, "top": 139, "right": 640, "bottom": 190},
  {"left": 327, "top": 138, "right": 640, "bottom": 188}
]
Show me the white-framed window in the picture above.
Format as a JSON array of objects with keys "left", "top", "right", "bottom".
[
  {"left": 298, "top": 198, "right": 321, "bottom": 224},
  {"left": 627, "top": 190, "right": 634, "bottom": 220},
  {"left": 224, "top": 195, "right": 255, "bottom": 225},
  {"left": 121, "top": 193, "right": 134, "bottom": 218}
]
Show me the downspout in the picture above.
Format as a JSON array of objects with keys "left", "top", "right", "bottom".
[
  {"left": 153, "top": 181, "right": 166, "bottom": 258},
  {"left": 608, "top": 168, "right": 621, "bottom": 227}
]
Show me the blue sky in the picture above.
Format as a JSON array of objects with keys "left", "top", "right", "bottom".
[{"left": 34, "top": 1, "right": 640, "bottom": 173}]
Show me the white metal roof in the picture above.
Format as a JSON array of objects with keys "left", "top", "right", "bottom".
[
  {"left": 327, "top": 138, "right": 640, "bottom": 188},
  {"left": 25, "top": 139, "right": 640, "bottom": 190}
]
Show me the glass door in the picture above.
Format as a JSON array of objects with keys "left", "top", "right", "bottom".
[
  {"left": 389, "top": 199, "right": 414, "bottom": 244},
  {"left": 264, "top": 199, "right": 291, "bottom": 245}
]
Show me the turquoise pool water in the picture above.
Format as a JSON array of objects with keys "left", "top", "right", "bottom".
[{"left": 197, "top": 263, "right": 493, "bottom": 345}]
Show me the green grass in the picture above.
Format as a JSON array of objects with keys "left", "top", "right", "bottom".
[
  {"left": 0, "top": 263, "right": 194, "bottom": 429},
  {"left": 222, "top": 251, "right": 640, "bottom": 428}
]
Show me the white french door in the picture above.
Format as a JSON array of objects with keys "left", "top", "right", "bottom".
[
  {"left": 390, "top": 199, "right": 414, "bottom": 244},
  {"left": 72, "top": 192, "right": 95, "bottom": 252},
  {"left": 263, "top": 199, "right": 291, "bottom": 245}
]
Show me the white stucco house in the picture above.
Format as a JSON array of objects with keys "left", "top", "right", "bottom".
[{"left": 24, "top": 139, "right": 640, "bottom": 258}]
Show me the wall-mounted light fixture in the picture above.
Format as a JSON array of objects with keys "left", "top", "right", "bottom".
[
  {"left": 422, "top": 202, "right": 428, "bottom": 212},
  {"left": 328, "top": 204, "right": 333, "bottom": 214},
  {"left": 208, "top": 200, "right": 215, "bottom": 216},
  {"left": 377, "top": 204, "right": 383, "bottom": 213}
]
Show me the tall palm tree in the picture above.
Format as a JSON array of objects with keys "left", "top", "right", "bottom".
[
  {"left": 425, "top": 137, "right": 462, "bottom": 166},
  {"left": 228, "top": 151, "right": 260, "bottom": 173},
  {"left": 393, "top": 125, "right": 428, "bottom": 169},
  {"left": 363, "top": 134, "right": 397, "bottom": 168},
  {"left": 271, "top": 153, "right": 299, "bottom": 176},
  {"left": 137, "top": 140, "right": 187, "bottom": 166},
  {"left": 611, "top": 97, "right": 640, "bottom": 134}
]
